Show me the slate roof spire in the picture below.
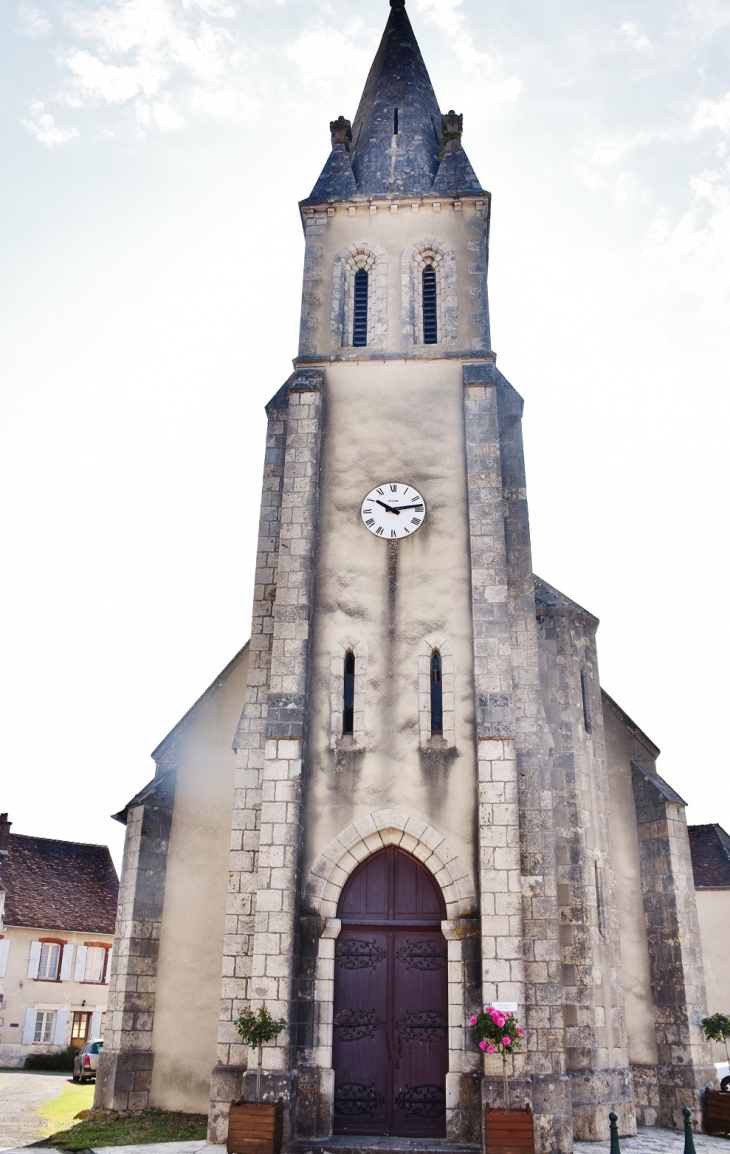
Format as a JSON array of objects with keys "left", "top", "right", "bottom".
[
  {"left": 302, "top": 0, "right": 487, "bottom": 205},
  {"left": 349, "top": 0, "right": 442, "bottom": 196}
]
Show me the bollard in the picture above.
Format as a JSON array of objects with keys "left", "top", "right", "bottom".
[
  {"left": 609, "top": 1111, "right": 621, "bottom": 1154},
  {"left": 683, "top": 1107, "right": 697, "bottom": 1154}
]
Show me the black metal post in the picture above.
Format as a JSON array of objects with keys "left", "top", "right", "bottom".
[
  {"left": 609, "top": 1111, "right": 621, "bottom": 1154},
  {"left": 684, "top": 1107, "right": 697, "bottom": 1154}
]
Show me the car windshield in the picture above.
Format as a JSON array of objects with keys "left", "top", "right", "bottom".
[{"left": 89, "top": 1042, "right": 103, "bottom": 1054}]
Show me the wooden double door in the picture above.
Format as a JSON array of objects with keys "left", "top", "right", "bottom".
[{"left": 333, "top": 846, "right": 449, "bottom": 1138}]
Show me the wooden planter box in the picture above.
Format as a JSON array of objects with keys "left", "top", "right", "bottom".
[
  {"left": 705, "top": 1089, "right": 730, "bottom": 1136},
  {"left": 227, "top": 1100, "right": 283, "bottom": 1154},
  {"left": 485, "top": 1107, "right": 535, "bottom": 1154}
]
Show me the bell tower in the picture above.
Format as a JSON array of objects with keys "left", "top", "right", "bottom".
[{"left": 206, "top": 2, "right": 657, "bottom": 1150}]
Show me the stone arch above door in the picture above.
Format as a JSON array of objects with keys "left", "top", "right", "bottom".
[{"left": 307, "top": 810, "right": 476, "bottom": 919}]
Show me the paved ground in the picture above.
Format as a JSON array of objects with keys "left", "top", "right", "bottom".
[
  {"left": 0, "top": 1128, "right": 728, "bottom": 1154},
  {"left": 574, "top": 1129, "right": 728, "bottom": 1154},
  {"left": 0, "top": 1070, "right": 71, "bottom": 1150}
]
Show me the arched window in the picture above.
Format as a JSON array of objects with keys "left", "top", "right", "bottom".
[
  {"left": 343, "top": 651, "right": 355, "bottom": 735},
  {"left": 422, "top": 265, "right": 437, "bottom": 343},
  {"left": 430, "top": 650, "right": 443, "bottom": 736},
  {"left": 353, "top": 268, "right": 368, "bottom": 346}
]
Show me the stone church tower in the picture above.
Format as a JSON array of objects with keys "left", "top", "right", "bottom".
[{"left": 95, "top": 2, "right": 715, "bottom": 1150}]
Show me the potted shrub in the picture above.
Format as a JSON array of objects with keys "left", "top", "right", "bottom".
[
  {"left": 471, "top": 1005, "right": 533, "bottom": 1154},
  {"left": 227, "top": 1006, "right": 286, "bottom": 1154}
]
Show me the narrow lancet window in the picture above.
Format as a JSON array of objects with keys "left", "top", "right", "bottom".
[
  {"left": 353, "top": 268, "right": 368, "bottom": 346},
  {"left": 394, "top": 107, "right": 399, "bottom": 135},
  {"left": 343, "top": 651, "right": 355, "bottom": 735},
  {"left": 430, "top": 650, "right": 443, "bottom": 736},
  {"left": 422, "top": 265, "right": 437, "bottom": 343},
  {"left": 581, "top": 670, "right": 592, "bottom": 734}
]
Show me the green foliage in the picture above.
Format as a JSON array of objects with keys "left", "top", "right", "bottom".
[
  {"left": 470, "top": 1006, "right": 524, "bottom": 1057},
  {"left": 702, "top": 1013, "right": 730, "bottom": 1042},
  {"left": 38, "top": 1109, "right": 207, "bottom": 1151},
  {"left": 25, "top": 1046, "right": 79, "bottom": 1071},
  {"left": 234, "top": 1006, "right": 286, "bottom": 1051},
  {"left": 701, "top": 1013, "right": 730, "bottom": 1056}
]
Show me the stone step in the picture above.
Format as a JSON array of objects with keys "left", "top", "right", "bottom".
[{"left": 291, "top": 1139, "right": 479, "bottom": 1154}]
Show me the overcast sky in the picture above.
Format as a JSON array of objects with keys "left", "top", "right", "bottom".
[{"left": 1, "top": 0, "right": 728, "bottom": 872}]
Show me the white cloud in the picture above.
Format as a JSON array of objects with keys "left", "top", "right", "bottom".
[
  {"left": 619, "top": 22, "right": 651, "bottom": 51},
  {"left": 693, "top": 92, "right": 730, "bottom": 135},
  {"left": 413, "top": 0, "right": 520, "bottom": 98},
  {"left": 21, "top": 100, "right": 78, "bottom": 147},
  {"left": 285, "top": 20, "right": 372, "bottom": 90},
  {"left": 644, "top": 161, "right": 730, "bottom": 328},
  {"left": 14, "top": 2, "right": 52, "bottom": 37}
]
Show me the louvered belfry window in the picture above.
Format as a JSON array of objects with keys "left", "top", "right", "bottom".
[
  {"left": 353, "top": 267, "right": 368, "bottom": 346},
  {"left": 422, "top": 264, "right": 437, "bottom": 343},
  {"left": 343, "top": 651, "right": 355, "bottom": 735},
  {"left": 430, "top": 650, "right": 443, "bottom": 735}
]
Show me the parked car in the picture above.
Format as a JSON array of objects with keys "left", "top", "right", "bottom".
[
  {"left": 717, "top": 1061, "right": 730, "bottom": 1092},
  {"left": 72, "top": 1039, "right": 103, "bottom": 1082}
]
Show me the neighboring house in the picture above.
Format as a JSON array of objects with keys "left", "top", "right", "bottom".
[
  {"left": 688, "top": 824, "right": 730, "bottom": 1069},
  {"left": 0, "top": 813, "right": 119, "bottom": 1067}
]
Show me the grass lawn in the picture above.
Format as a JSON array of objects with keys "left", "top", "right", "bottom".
[
  {"left": 39, "top": 1108, "right": 208, "bottom": 1150},
  {"left": 35, "top": 1080, "right": 95, "bottom": 1138}
]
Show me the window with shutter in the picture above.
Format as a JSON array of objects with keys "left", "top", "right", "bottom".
[
  {"left": 33, "top": 1010, "right": 56, "bottom": 1043},
  {"left": 352, "top": 267, "right": 368, "bottom": 347},
  {"left": 0, "top": 938, "right": 9, "bottom": 978},
  {"left": 37, "top": 943, "right": 60, "bottom": 981},
  {"left": 422, "top": 265, "right": 437, "bottom": 343},
  {"left": 84, "top": 947, "right": 105, "bottom": 983}
]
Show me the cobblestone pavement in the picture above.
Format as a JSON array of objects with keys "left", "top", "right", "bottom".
[
  {"left": 575, "top": 1127, "right": 730, "bottom": 1154},
  {"left": 0, "top": 1070, "right": 71, "bottom": 1150}
]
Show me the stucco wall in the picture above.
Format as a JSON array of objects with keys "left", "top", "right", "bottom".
[
  {"left": 602, "top": 702, "right": 658, "bottom": 1067},
  {"left": 695, "top": 889, "right": 730, "bottom": 1065},
  {"left": 301, "top": 358, "right": 478, "bottom": 904},
  {"left": 0, "top": 925, "right": 112, "bottom": 1067},
  {"left": 149, "top": 645, "right": 249, "bottom": 1113}
]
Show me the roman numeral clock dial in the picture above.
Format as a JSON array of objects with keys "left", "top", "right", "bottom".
[{"left": 360, "top": 482, "right": 426, "bottom": 539}]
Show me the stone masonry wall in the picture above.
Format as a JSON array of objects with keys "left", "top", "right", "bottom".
[
  {"left": 631, "top": 766, "right": 715, "bottom": 1129},
  {"left": 95, "top": 777, "right": 175, "bottom": 1112},
  {"left": 208, "top": 386, "right": 289, "bottom": 1141}
]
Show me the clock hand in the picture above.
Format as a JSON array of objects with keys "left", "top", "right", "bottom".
[
  {"left": 375, "top": 499, "right": 400, "bottom": 514},
  {"left": 392, "top": 503, "right": 424, "bottom": 511}
]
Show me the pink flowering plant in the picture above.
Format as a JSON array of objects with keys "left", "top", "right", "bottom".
[{"left": 469, "top": 1006, "right": 525, "bottom": 1112}]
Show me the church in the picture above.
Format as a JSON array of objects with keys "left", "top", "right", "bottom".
[{"left": 94, "top": 2, "right": 716, "bottom": 1150}]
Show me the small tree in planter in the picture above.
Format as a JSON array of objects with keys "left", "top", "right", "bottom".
[
  {"left": 234, "top": 1006, "right": 286, "bottom": 1103},
  {"left": 702, "top": 1013, "right": 730, "bottom": 1066},
  {"left": 470, "top": 1006, "right": 525, "bottom": 1113}
]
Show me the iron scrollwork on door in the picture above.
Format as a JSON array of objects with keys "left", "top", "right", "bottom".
[
  {"left": 335, "top": 1082, "right": 385, "bottom": 1116},
  {"left": 336, "top": 938, "right": 386, "bottom": 970},
  {"left": 395, "top": 1010, "right": 447, "bottom": 1065},
  {"left": 394, "top": 1083, "right": 447, "bottom": 1117},
  {"left": 395, "top": 939, "right": 447, "bottom": 971},
  {"left": 334, "top": 1008, "right": 385, "bottom": 1041}
]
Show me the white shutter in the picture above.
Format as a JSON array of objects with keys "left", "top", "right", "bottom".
[
  {"left": 27, "top": 941, "right": 41, "bottom": 979},
  {"left": 73, "top": 945, "right": 87, "bottom": 982},
  {"left": 90, "top": 1010, "right": 102, "bottom": 1040},
  {"left": 0, "top": 939, "right": 9, "bottom": 978},
  {"left": 104, "top": 947, "right": 113, "bottom": 983},
  {"left": 59, "top": 943, "right": 73, "bottom": 981},
  {"left": 21, "top": 1008, "right": 36, "bottom": 1045},
  {"left": 53, "top": 1007, "right": 69, "bottom": 1047}
]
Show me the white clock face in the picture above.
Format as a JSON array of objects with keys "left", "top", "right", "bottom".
[{"left": 360, "top": 482, "right": 426, "bottom": 539}]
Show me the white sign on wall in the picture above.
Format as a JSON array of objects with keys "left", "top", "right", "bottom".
[{"left": 490, "top": 1001, "right": 518, "bottom": 1013}]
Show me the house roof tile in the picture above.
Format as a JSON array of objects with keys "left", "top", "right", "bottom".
[{"left": 0, "top": 833, "right": 118, "bottom": 934}]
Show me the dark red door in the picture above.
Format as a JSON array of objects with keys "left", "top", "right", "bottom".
[{"left": 333, "top": 847, "right": 448, "bottom": 1137}]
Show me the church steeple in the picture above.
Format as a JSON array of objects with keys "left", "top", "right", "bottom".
[
  {"left": 303, "top": 0, "right": 486, "bottom": 204},
  {"left": 349, "top": 0, "right": 442, "bottom": 197}
]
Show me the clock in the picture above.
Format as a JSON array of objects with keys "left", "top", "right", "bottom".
[{"left": 360, "top": 482, "right": 426, "bottom": 539}]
